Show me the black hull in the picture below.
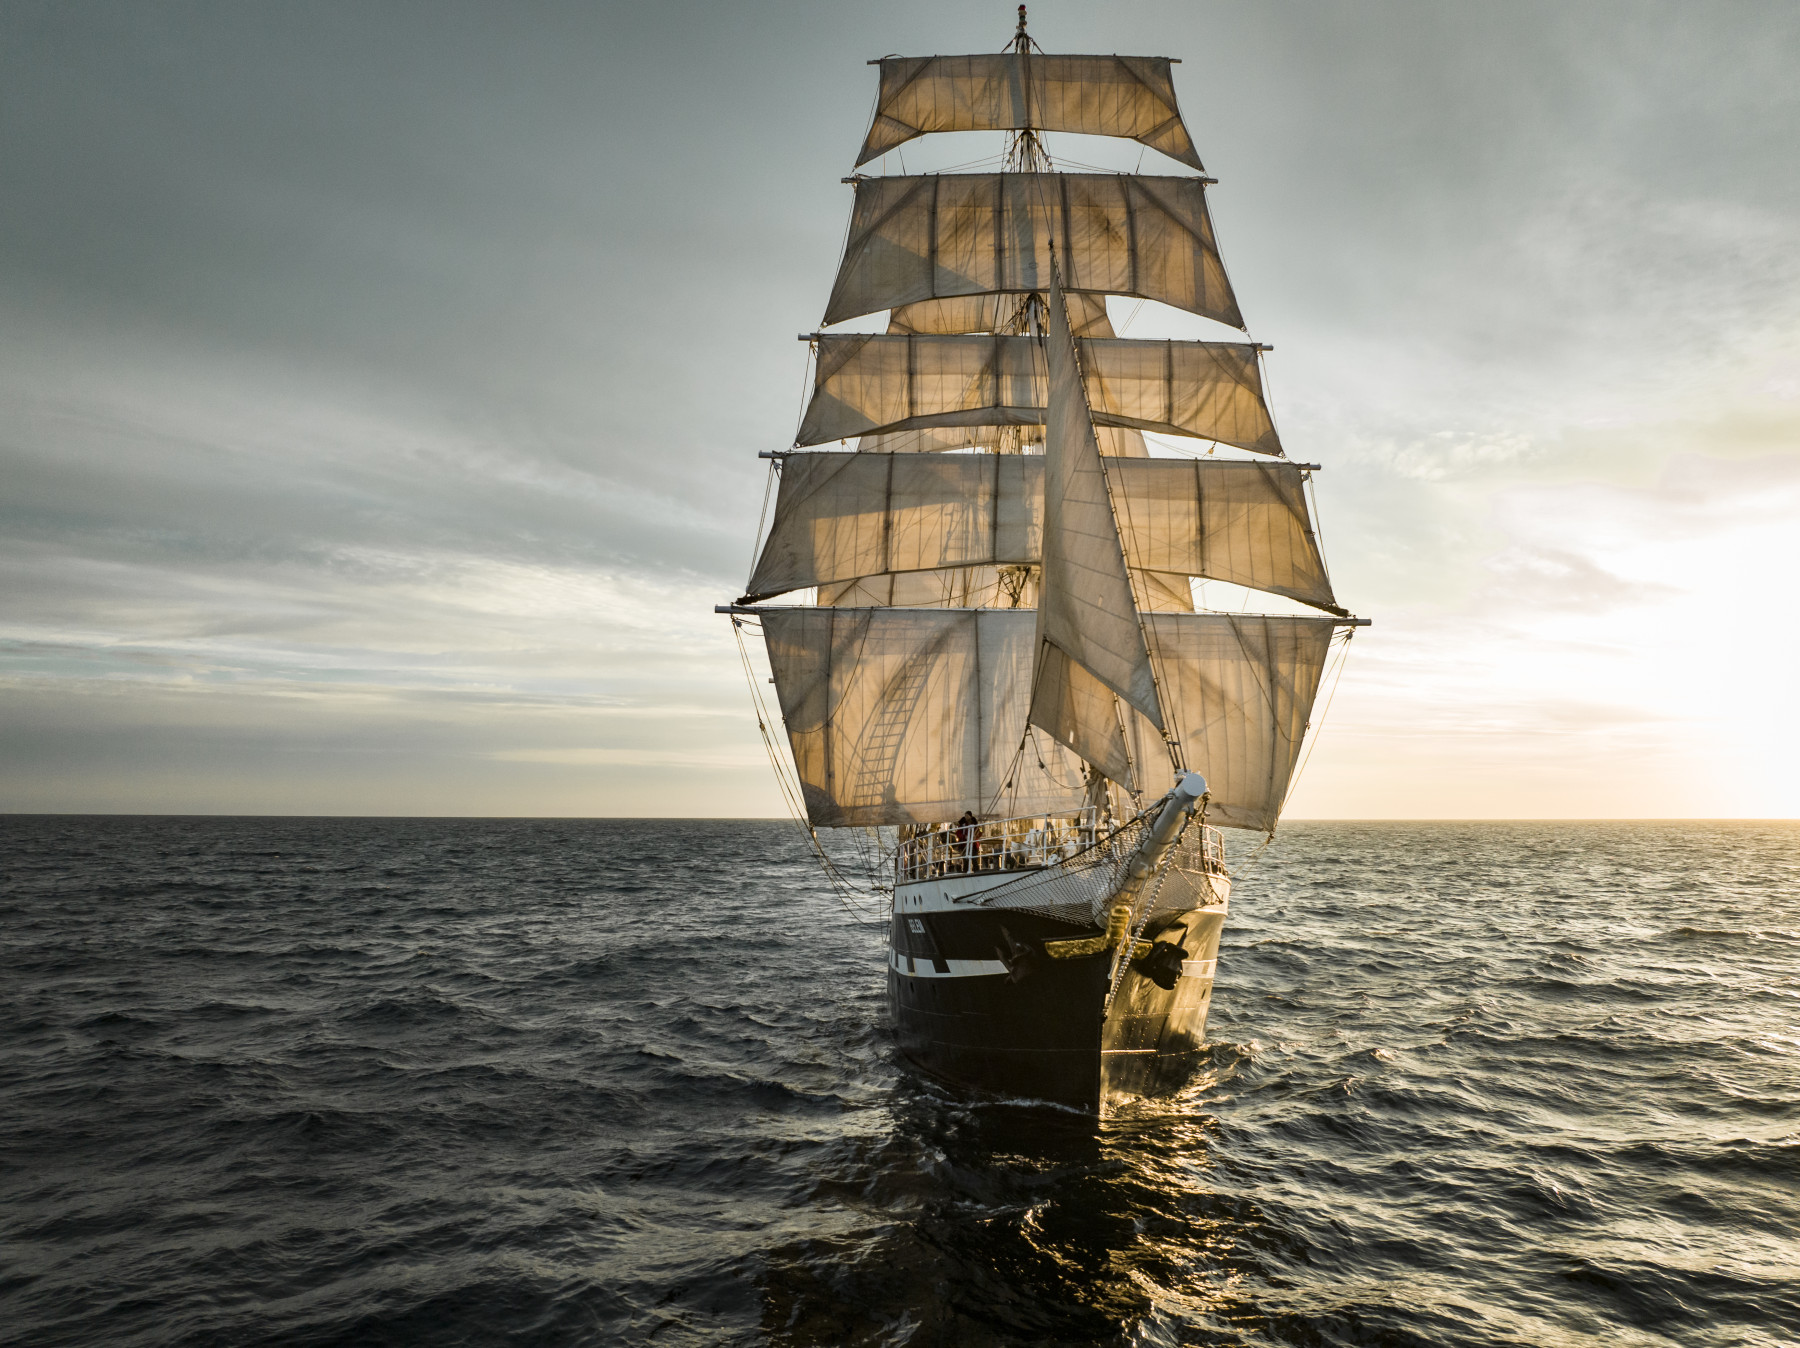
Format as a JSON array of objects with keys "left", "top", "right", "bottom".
[{"left": 888, "top": 902, "right": 1226, "bottom": 1113}]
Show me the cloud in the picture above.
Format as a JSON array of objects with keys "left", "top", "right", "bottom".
[{"left": 1, "top": 1, "right": 1797, "bottom": 816}]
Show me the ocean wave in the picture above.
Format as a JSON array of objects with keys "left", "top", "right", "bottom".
[{"left": 2, "top": 817, "right": 1796, "bottom": 1347}]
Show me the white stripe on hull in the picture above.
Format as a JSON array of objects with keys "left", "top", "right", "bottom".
[{"left": 887, "top": 951, "right": 1010, "bottom": 979}]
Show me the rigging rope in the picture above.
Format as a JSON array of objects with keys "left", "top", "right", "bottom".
[
  {"left": 1224, "top": 628, "right": 1357, "bottom": 885},
  {"left": 730, "top": 617, "right": 888, "bottom": 929},
  {"left": 1280, "top": 627, "right": 1355, "bottom": 819},
  {"left": 1103, "top": 860, "right": 1172, "bottom": 1018}
]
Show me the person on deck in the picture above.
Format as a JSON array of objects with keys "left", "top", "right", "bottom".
[{"left": 954, "top": 811, "right": 978, "bottom": 873}]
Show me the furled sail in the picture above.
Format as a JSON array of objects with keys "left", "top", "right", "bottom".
[
  {"left": 1128, "top": 613, "right": 1338, "bottom": 831},
  {"left": 887, "top": 291, "right": 1114, "bottom": 337},
  {"left": 851, "top": 425, "right": 1023, "bottom": 454},
  {"left": 819, "top": 565, "right": 1034, "bottom": 611},
  {"left": 798, "top": 333, "right": 1281, "bottom": 456},
  {"left": 1028, "top": 271, "right": 1164, "bottom": 786},
  {"left": 759, "top": 607, "right": 1091, "bottom": 828},
  {"left": 818, "top": 565, "right": 1196, "bottom": 613},
  {"left": 759, "top": 608, "right": 1336, "bottom": 829},
  {"left": 746, "top": 453, "right": 1338, "bottom": 613},
  {"left": 823, "top": 174, "right": 1242, "bottom": 329},
  {"left": 857, "top": 54, "right": 1204, "bottom": 171},
  {"left": 854, "top": 424, "right": 1149, "bottom": 457}
]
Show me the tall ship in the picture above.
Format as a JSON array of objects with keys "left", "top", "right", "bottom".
[{"left": 721, "top": 11, "right": 1365, "bottom": 1114}]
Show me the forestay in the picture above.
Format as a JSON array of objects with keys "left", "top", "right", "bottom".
[
  {"left": 745, "top": 453, "right": 1339, "bottom": 613},
  {"left": 857, "top": 54, "right": 1204, "bottom": 170},
  {"left": 760, "top": 608, "right": 1336, "bottom": 830},
  {"left": 798, "top": 333, "right": 1282, "bottom": 456},
  {"left": 823, "top": 174, "right": 1242, "bottom": 329}
]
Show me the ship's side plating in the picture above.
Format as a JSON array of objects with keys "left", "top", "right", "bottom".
[{"left": 887, "top": 833, "right": 1230, "bottom": 1112}]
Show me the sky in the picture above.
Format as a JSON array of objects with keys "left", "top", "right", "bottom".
[{"left": 2, "top": 0, "right": 1796, "bottom": 819}]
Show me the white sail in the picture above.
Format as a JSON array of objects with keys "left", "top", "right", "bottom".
[
  {"left": 1112, "top": 460, "right": 1337, "bottom": 610},
  {"left": 857, "top": 54, "right": 1204, "bottom": 171},
  {"left": 760, "top": 608, "right": 1337, "bottom": 829},
  {"left": 760, "top": 607, "right": 1091, "bottom": 827},
  {"left": 867, "top": 289, "right": 1149, "bottom": 454},
  {"left": 1028, "top": 269, "right": 1164, "bottom": 796},
  {"left": 746, "top": 454, "right": 1338, "bottom": 614},
  {"left": 1028, "top": 642, "right": 1138, "bottom": 787},
  {"left": 799, "top": 333, "right": 1281, "bottom": 455},
  {"left": 801, "top": 334, "right": 1041, "bottom": 443},
  {"left": 823, "top": 174, "right": 1242, "bottom": 330},
  {"left": 735, "top": 35, "right": 1362, "bottom": 843},
  {"left": 1128, "top": 614, "right": 1338, "bottom": 832}
]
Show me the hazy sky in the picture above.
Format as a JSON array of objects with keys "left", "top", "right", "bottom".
[{"left": 3, "top": 0, "right": 1797, "bottom": 819}]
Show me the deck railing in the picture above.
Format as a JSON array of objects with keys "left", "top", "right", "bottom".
[
  {"left": 1187, "top": 824, "right": 1227, "bottom": 876},
  {"left": 894, "top": 809, "right": 1097, "bottom": 883},
  {"left": 894, "top": 811, "right": 1228, "bottom": 884}
]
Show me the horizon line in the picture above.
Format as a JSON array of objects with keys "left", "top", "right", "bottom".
[{"left": 2, "top": 813, "right": 1796, "bottom": 824}]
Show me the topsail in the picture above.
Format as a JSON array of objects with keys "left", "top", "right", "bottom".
[
  {"left": 745, "top": 453, "right": 1340, "bottom": 613},
  {"left": 869, "top": 289, "right": 1147, "bottom": 455},
  {"left": 797, "top": 332, "right": 1283, "bottom": 456},
  {"left": 823, "top": 174, "right": 1242, "bottom": 330}
]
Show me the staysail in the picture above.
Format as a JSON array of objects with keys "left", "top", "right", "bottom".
[
  {"left": 798, "top": 333, "right": 1282, "bottom": 456},
  {"left": 1025, "top": 268, "right": 1164, "bottom": 786},
  {"left": 823, "top": 174, "right": 1242, "bottom": 329},
  {"left": 745, "top": 453, "right": 1339, "bottom": 613},
  {"left": 857, "top": 54, "right": 1204, "bottom": 171}
]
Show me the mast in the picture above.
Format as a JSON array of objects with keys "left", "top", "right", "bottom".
[
  {"left": 1008, "top": 5, "right": 1047, "bottom": 175},
  {"left": 729, "top": 18, "right": 1364, "bottom": 834},
  {"left": 991, "top": 4, "right": 1047, "bottom": 446}
]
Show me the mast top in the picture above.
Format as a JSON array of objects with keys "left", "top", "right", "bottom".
[{"left": 1016, "top": 6, "right": 1028, "bottom": 50}]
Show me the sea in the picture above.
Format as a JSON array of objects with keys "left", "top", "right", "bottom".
[{"left": 2, "top": 817, "right": 1796, "bottom": 1347}]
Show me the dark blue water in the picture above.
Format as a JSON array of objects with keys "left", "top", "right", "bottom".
[{"left": 2, "top": 818, "right": 1796, "bottom": 1346}]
